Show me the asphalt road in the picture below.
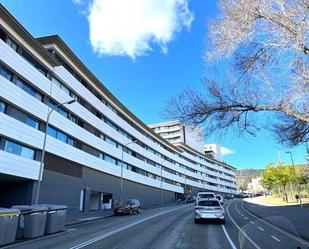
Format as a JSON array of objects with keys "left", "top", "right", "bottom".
[{"left": 2, "top": 200, "right": 309, "bottom": 249}]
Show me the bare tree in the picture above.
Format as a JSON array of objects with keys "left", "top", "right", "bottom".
[{"left": 166, "top": 0, "right": 309, "bottom": 146}]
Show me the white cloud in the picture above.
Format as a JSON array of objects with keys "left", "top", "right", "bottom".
[
  {"left": 87, "top": 0, "right": 194, "bottom": 59},
  {"left": 72, "top": 0, "right": 83, "bottom": 5},
  {"left": 221, "top": 147, "right": 235, "bottom": 156}
]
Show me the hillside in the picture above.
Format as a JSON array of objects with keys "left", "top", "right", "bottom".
[{"left": 236, "top": 169, "right": 263, "bottom": 191}]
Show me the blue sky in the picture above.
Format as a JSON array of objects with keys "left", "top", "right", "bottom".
[{"left": 1, "top": 0, "right": 308, "bottom": 169}]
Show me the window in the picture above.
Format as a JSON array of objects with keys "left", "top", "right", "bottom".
[
  {"left": 25, "top": 117, "right": 39, "bottom": 129},
  {"left": 5, "top": 140, "right": 21, "bottom": 155},
  {"left": 105, "top": 136, "right": 117, "bottom": 147},
  {"left": 47, "top": 126, "right": 57, "bottom": 138},
  {"left": 0, "top": 28, "right": 6, "bottom": 41},
  {"left": 15, "top": 78, "right": 43, "bottom": 102},
  {"left": 0, "top": 101, "right": 6, "bottom": 113},
  {"left": 105, "top": 154, "right": 117, "bottom": 165},
  {"left": 0, "top": 66, "right": 13, "bottom": 81},
  {"left": 58, "top": 107, "right": 68, "bottom": 118},
  {"left": 6, "top": 37, "right": 18, "bottom": 52},
  {"left": 20, "top": 146, "right": 35, "bottom": 159},
  {"left": 57, "top": 131, "right": 67, "bottom": 143},
  {"left": 67, "top": 137, "right": 75, "bottom": 146},
  {"left": 47, "top": 126, "right": 75, "bottom": 146},
  {"left": 6, "top": 107, "right": 40, "bottom": 130},
  {"left": 21, "top": 50, "right": 48, "bottom": 76},
  {"left": 4, "top": 140, "right": 35, "bottom": 160},
  {"left": 47, "top": 100, "right": 57, "bottom": 110},
  {"left": 69, "top": 114, "right": 77, "bottom": 123}
]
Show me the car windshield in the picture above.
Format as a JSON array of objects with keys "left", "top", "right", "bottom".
[
  {"left": 120, "top": 200, "right": 131, "bottom": 205},
  {"left": 198, "top": 200, "right": 220, "bottom": 206},
  {"left": 199, "top": 194, "right": 214, "bottom": 199}
]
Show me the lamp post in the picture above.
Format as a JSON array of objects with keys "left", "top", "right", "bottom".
[
  {"left": 34, "top": 99, "right": 76, "bottom": 205},
  {"left": 120, "top": 139, "right": 138, "bottom": 202},
  {"left": 184, "top": 167, "right": 187, "bottom": 201},
  {"left": 286, "top": 151, "right": 302, "bottom": 207},
  {"left": 160, "top": 164, "right": 163, "bottom": 206}
]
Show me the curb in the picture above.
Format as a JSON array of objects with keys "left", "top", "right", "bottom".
[
  {"left": 242, "top": 201, "right": 309, "bottom": 243},
  {"left": 66, "top": 213, "right": 114, "bottom": 227}
]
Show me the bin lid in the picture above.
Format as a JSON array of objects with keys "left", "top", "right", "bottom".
[
  {"left": 12, "top": 205, "right": 48, "bottom": 212},
  {"left": 0, "top": 207, "right": 20, "bottom": 216},
  {"left": 11, "top": 205, "right": 32, "bottom": 212},
  {"left": 36, "top": 204, "right": 67, "bottom": 211}
]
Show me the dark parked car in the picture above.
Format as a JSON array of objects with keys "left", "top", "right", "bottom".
[{"left": 114, "top": 199, "right": 141, "bottom": 215}]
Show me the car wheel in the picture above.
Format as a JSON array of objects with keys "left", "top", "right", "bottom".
[
  {"left": 114, "top": 212, "right": 118, "bottom": 216},
  {"left": 129, "top": 209, "right": 133, "bottom": 215},
  {"left": 194, "top": 218, "right": 199, "bottom": 224},
  {"left": 137, "top": 207, "right": 141, "bottom": 213},
  {"left": 221, "top": 219, "right": 225, "bottom": 224}
]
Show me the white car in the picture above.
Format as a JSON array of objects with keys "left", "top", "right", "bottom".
[
  {"left": 194, "top": 198, "right": 225, "bottom": 224},
  {"left": 196, "top": 192, "right": 215, "bottom": 201}
]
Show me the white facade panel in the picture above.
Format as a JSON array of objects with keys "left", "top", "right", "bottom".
[{"left": 0, "top": 150, "right": 40, "bottom": 180}]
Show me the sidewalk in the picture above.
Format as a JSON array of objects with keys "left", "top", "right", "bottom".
[
  {"left": 243, "top": 198, "right": 309, "bottom": 241},
  {"left": 66, "top": 209, "right": 114, "bottom": 226}
]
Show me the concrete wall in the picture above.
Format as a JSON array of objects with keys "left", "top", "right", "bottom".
[{"left": 38, "top": 156, "right": 176, "bottom": 213}]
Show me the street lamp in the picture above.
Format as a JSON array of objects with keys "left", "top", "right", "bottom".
[
  {"left": 184, "top": 167, "right": 187, "bottom": 201},
  {"left": 286, "top": 151, "right": 302, "bottom": 207},
  {"left": 120, "top": 139, "right": 138, "bottom": 202},
  {"left": 159, "top": 158, "right": 166, "bottom": 207},
  {"left": 34, "top": 99, "right": 76, "bottom": 205}
]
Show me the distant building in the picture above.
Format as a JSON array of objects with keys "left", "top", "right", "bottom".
[
  {"left": 148, "top": 121, "right": 205, "bottom": 154},
  {"left": 204, "top": 144, "right": 222, "bottom": 160},
  {"left": 247, "top": 177, "right": 265, "bottom": 193}
]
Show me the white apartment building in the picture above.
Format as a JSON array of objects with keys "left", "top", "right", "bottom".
[
  {"left": 205, "top": 144, "right": 222, "bottom": 160},
  {"left": 0, "top": 4, "right": 237, "bottom": 212},
  {"left": 149, "top": 121, "right": 205, "bottom": 154}
]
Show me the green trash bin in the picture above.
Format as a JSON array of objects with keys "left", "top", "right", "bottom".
[
  {"left": 12, "top": 205, "right": 48, "bottom": 239},
  {"left": 0, "top": 208, "right": 19, "bottom": 246}
]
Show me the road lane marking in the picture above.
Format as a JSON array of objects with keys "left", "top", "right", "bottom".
[
  {"left": 250, "top": 221, "right": 254, "bottom": 225},
  {"left": 271, "top": 235, "right": 281, "bottom": 242},
  {"left": 1, "top": 228, "right": 77, "bottom": 249},
  {"left": 69, "top": 205, "right": 189, "bottom": 249},
  {"left": 244, "top": 217, "right": 248, "bottom": 220},
  {"left": 222, "top": 225, "right": 238, "bottom": 249},
  {"left": 258, "top": 226, "right": 264, "bottom": 231},
  {"left": 239, "top": 201, "right": 309, "bottom": 247},
  {"left": 226, "top": 201, "right": 261, "bottom": 249}
]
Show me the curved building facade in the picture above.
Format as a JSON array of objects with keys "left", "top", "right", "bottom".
[{"left": 0, "top": 4, "right": 237, "bottom": 212}]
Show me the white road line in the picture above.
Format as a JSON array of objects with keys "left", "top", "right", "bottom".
[
  {"left": 222, "top": 225, "right": 238, "bottom": 249},
  {"left": 244, "top": 217, "right": 248, "bottom": 220},
  {"left": 69, "top": 205, "right": 188, "bottom": 249},
  {"left": 239, "top": 201, "right": 309, "bottom": 247},
  {"left": 258, "top": 226, "right": 264, "bottom": 231},
  {"left": 271, "top": 235, "right": 281, "bottom": 242},
  {"left": 226, "top": 201, "right": 261, "bottom": 249},
  {"left": 1, "top": 228, "right": 76, "bottom": 249},
  {"left": 250, "top": 221, "right": 254, "bottom": 225}
]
